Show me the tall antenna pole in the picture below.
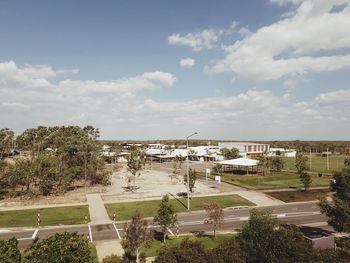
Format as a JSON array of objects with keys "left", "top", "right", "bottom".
[
  {"left": 309, "top": 147, "right": 312, "bottom": 170},
  {"left": 327, "top": 147, "right": 330, "bottom": 170}
]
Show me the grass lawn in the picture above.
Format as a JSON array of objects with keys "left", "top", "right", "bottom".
[
  {"left": 266, "top": 189, "right": 330, "bottom": 202},
  {"left": 218, "top": 172, "right": 331, "bottom": 190},
  {"left": 144, "top": 233, "right": 235, "bottom": 257},
  {"left": 281, "top": 156, "right": 346, "bottom": 173},
  {"left": 105, "top": 195, "right": 254, "bottom": 221},
  {"left": 89, "top": 243, "right": 99, "bottom": 263},
  {"left": 0, "top": 205, "right": 89, "bottom": 228}
]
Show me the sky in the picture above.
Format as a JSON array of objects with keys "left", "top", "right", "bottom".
[{"left": 0, "top": 0, "right": 350, "bottom": 140}]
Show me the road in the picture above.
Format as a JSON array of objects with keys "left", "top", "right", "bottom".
[{"left": 0, "top": 202, "right": 332, "bottom": 250}]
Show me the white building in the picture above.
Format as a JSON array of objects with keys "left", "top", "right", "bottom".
[
  {"left": 269, "top": 148, "right": 297, "bottom": 157},
  {"left": 218, "top": 142, "right": 270, "bottom": 157}
]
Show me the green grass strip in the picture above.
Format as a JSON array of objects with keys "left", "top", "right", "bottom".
[
  {"left": 105, "top": 195, "right": 254, "bottom": 221},
  {"left": 0, "top": 205, "right": 89, "bottom": 228}
]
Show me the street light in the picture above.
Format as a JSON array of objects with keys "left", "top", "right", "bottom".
[{"left": 186, "top": 132, "right": 198, "bottom": 211}]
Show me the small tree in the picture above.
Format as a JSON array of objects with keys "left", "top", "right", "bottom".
[
  {"left": 122, "top": 210, "right": 151, "bottom": 263},
  {"left": 204, "top": 202, "right": 224, "bottom": 238},
  {"left": 345, "top": 156, "right": 350, "bottom": 169},
  {"left": 154, "top": 194, "right": 178, "bottom": 243},
  {"left": 300, "top": 171, "right": 312, "bottom": 191},
  {"left": 0, "top": 238, "right": 21, "bottom": 263},
  {"left": 270, "top": 156, "right": 284, "bottom": 173},
  {"left": 258, "top": 156, "right": 271, "bottom": 176},
  {"left": 296, "top": 153, "right": 311, "bottom": 191},
  {"left": 183, "top": 168, "right": 197, "bottom": 193},
  {"left": 126, "top": 148, "right": 146, "bottom": 191},
  {"left": 171, "top": 155, "right": 183, "bottom": 183},
  {"left": 213, "top": 163, "right": 223, "bottom": 176}
]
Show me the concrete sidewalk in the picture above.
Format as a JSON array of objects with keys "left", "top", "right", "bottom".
[
  {"left": 236, "top": 190, "right": 285, "bottom": 206},
  {"left": 95, "top": 240, "right": 124, "bottom": 262},
  {"left": 86, "top": 194, "right": 111, "bottom": 225}
]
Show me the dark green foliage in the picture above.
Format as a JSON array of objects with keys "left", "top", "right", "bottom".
[
  {"left": 153, "top": 238, "right": 211, "bottom": 263},
  {"left": 239, "top": 209, "right": 316, "bottom": 263},
  {"left": 221, "top": 147, "right": 240, "bottom": 160},
  {"left": 102, "top": 254, "right": 125, "bottom": 263},
  {"left": 211, "top": 238, "right": 245, "bottom": 263},
  {"left": 154, "top": 194, "right": 178, "bottom": 242},
  {"left": 22, "top": 232, "right": 92, "bottom": 263},
  {"left": 2, "top": 126, "right": 110, "bottom": 197},
  {"left": 0, "top": 238, "right": 21, "bottom": 263},
  {"left": 320, "top": 169, "right": 350, "bottom": 232}
]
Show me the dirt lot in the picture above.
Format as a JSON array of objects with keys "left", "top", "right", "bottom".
[{"left": 102, "top": 162, "right": 241, "bottom": 202}]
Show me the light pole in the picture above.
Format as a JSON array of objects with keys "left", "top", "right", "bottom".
[{"left": 186, "top": 132, "right": 198, "bottom": 211}]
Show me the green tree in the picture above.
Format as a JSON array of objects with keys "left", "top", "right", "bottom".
[
  {"left": 122, "top": 210, "right": 151, "bottom": 263},
  {"left": 0, "top": 238, "right": 21, "bottom": 263},
  {"left": 213, "top": 163, "right": 223, "bottom": 176},
  {"left": 154, "top": 194, "right": 178, "bottom": 242},
  {"left": 220, "top": 147, "right": 240, "bottom": 160},
  {"left": 171, "top": 155, "right": 183, "bottom": 183},
  {"left": 183, "top": 168, "right": 197, "bottom": 193},
  {"left": 153, "top": 238, "right": 211, "bottom": 263},
  {"left": 211, "top": 238, "right": 245, "bottom": 263},
  {"left": 126, "top": 148, "right": 146, "bottom": 191},
  {"left": 22, "top": 232, "right": 92, "bottom": 263},
  {"left": 102, "top": 254, "right": 125, "bottom": 263},
  {"left": 258, "top": 155, "right": 271, "bottom": 176},
  {"left": 295, "top": 152, "right": 311, "bottom": 191},
  {"left": 300, "top": 171, "right": 312, "bottom": 191},
  {"left": 270, "top": 156, "right": 284, "bottom": 172},
  {"left": 239, "top": 209, "right": 316, "bottom": 263},
  {"left": 203, "top": 202, "right": 224, "bottom": 238},
  {"left": 319, "top": 168, "right": 350, "bottom": 232},
  {"left": 295, "top": 152, "right": 308, "bottom": 174},
  {"left": 0, "top": 128, "right": 14, "bottom": 160},
  {"left": 345, "top": 156, "right": 350, "bottom": 168}
]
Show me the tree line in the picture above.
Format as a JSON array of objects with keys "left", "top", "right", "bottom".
[{"left": 0, "top": 126, "right": 110, "bottom": 197}]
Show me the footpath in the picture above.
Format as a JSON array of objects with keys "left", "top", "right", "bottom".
[{"left": 86, "top": 193, "right": 124, "bottom": 261}]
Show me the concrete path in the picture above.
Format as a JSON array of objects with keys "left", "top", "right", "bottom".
[
  {"left": 95, "top": 240, "right": 124, "bottom": 262},
  {"left": 236, "top": 191, "right": 284, "bottom": 206},
  {"left": 86, "top": 194, "right": 111, "bottom": 225}
]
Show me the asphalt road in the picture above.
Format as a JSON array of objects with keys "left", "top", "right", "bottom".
[{"left": 0, "top": 202, "right": 332, "bottom": 250}]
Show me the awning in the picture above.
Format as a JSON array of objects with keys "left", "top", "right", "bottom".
[{"left": 216, "top": 157, "right": 258, "bottom": 167}]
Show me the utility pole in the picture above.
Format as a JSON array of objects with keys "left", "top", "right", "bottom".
[
  {"left": 327, "top": 147, "right": 330, "bottom": 170},
  {"left": 309, "top": 148, "right": 312, "bottom": 170},
  {"left": 186, "top": 132, "right": 198, "bottom": 211}
]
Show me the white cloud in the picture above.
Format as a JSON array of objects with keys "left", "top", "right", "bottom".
[
  {"left": 270, "top": 0, "right": 304, "bottom": 6},
  {"left": 1, "top": 60, "right": 349, "bottom": 140},
  {"left": 168, "top": 29, "right": 223, "bottom": 51},
  {"left": 315, "top": 89, "right": 350, "bottom": 105},
  {"left": 209, "top": 0, "right": 350, "bottom": 81},
  {"left": 179, "top": 58, "right": 195, "bottom": 68}
]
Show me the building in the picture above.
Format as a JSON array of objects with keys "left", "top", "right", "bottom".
[
  {"left": 218, "top": 142, "right": 270, "bottom": 158},
  {"left": 269, "top": 148, "right": 297, "bottom": 157}
]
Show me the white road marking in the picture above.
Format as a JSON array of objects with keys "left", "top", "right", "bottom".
[
  {"left": 276, "top": 214, "right": 286, "bottom": 218},
  {"left": 239, "top": 217, "right": 249, "bottom": 221},
  {"left": 167, "top": 227, "right": 174, "bottom": 236},
  {"left": 88, "top": 224, "right": 93, "bottom": 242},
  {"left": 113, "top": 223, "right": 121, "bottom": 239},
  {"left": 32, "top": 229, "right": 39, "bottom": 239}
]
